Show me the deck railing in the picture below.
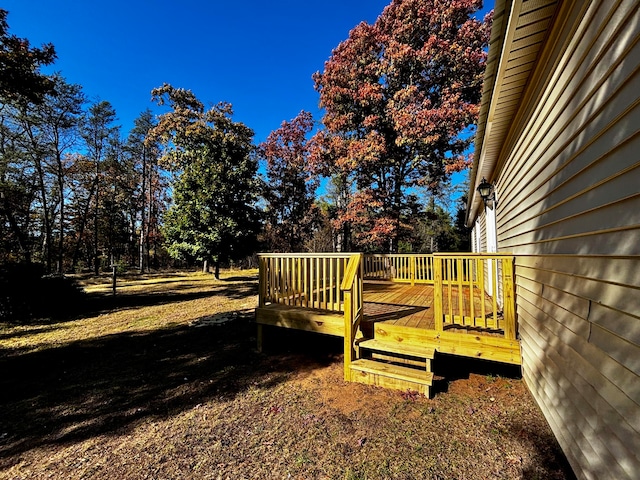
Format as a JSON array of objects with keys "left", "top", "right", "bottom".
[
  {"left": 364, "top": 253, "right": 516, "bottom": 339},
  {"left": 259, "top": 252, "right": 516, "bottom": 342},
  {"left": 433, "top": 254, "right": 516, "bottom": 339},
  {"left": 364, "top": 254, "right": 435, "bottom": 284},
  {"left": 341, "top": 253, "right": 364, "bottom": 380},
  {"left": 258, "top": 253, "right": 353, "bottom": 312}
]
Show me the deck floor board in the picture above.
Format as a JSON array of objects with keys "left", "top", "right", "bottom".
[
  {"left": 363, "top": 281, "right": 498, "bottom": 331},
  {"left": 363, "top": 281, "right": 435, "bottom": 329}
]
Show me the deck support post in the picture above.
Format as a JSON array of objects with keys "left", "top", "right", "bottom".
[
  {"left": 410, "top": 256, "right": 415, "bottom": 286},
  {"left": 502, "top": 257, "right": 516, "bottom": 340},
  {"left": 342, "top": 253, "right": 363, "bottom": 382},
  {"left": 343, "top": 289, "right": 353, "bottom": 381},
  {"left": 257, "top": 255, "right": 265, "bottom": 352},
  {"left": 258, "top": 256, "right": 266, "bottom": 308},
  {"left": 433, "top": 256, "right": 444, "bottom": 332}
]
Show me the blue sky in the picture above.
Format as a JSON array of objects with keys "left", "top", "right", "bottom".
[
  {"left": 5, "top": 1, "right": 492, "bottom": 145},
  {"left": 4, "top": 0, "right": 399, "bottom": 143}
]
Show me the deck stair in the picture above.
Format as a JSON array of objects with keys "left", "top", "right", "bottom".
[{"left": 349, "top": 338, "right": 435, "bottom": 396}]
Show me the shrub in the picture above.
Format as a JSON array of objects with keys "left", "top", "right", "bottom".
[{"left": 0, "top": 263, "right": 85, "bottom": 322}]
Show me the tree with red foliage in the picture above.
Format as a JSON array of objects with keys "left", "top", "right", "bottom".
[
  {"left": 312, "top": 0, "right": 491, "bottom": 252},
  {"left": 259, "top": 111, "right": 319, "bottom": 252}
]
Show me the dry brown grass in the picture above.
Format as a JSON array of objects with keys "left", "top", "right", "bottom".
[
  {"left": 0, "top": 270, "right": 257, "bottom": 353},
  {"left": 0, "top": 270, "right": 574, "bottom": 479}
]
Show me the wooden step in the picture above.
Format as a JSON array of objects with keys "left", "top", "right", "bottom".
[
  {"left": 357, "top": 338, "right": 434, "bottom": 372},
  {"left": 349, "top": 358, "right": 434, "bottom": 396},
  {"left": 357, "top": 338, "right": 435, "bottom": 360}
]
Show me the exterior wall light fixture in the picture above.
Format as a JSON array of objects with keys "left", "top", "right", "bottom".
[{"left": 477, "top": 177, "right": 497, "bottom": 207}]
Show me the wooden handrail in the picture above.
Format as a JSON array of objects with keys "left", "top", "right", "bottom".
[
  {"left": 258, "top": 253, "right": 354, "bottom": 313},
  {"left": 341, "top": 253, "right": 363, "bottom": 380},
  {"left": 363, "top": 253, "right": 435, "bottom": 285},
  {"left": 341, "top": 253, "right": 363, "bottom": 290},
  {"left": 433, "top": 253, "right": 515, "bottom": 257},
  {"left": 258, "top": 253, "right": 354, "bottom": 258}
]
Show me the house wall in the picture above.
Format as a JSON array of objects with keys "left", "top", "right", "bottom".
[
  {"left": 490, "top": 1, "right": 640, "bottom": 478},
  {"left": 477, "top": 213, "right": 487, "bottom": 253}
]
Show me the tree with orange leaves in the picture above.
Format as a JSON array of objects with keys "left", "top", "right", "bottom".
[
  {"left": 259, "top": 111, "right": 319, "bottom": 252},
  {"left": 312, "top": 0, "right": 491, "bottom": 251}
]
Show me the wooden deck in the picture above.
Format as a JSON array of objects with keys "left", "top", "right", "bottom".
[
  {"left": 256, "top": 253, "right": 521, "bottom": 396},
  {"left": 258, "top": 280, "right": 516, "bottom": 350}
]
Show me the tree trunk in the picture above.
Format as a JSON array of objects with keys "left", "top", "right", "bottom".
[
  {"left": 146, "top": 168, "right": 155, "bottom": 271},
  {"left": 71, "top": 177, "right": 98, "bottom": 271},
  {"left": 139, "top": 146, "right": 146, "bottom": 273},
  {"left": 55, "top": 150, "right": 65, "bottom": 274},
  {"left": 24, "top": 122, "right": 53, "bottom": 272},
  {"left": 341, "top": 224, "right": 351, "bottom": 252},
  {"left": 34, "top": 157, "right": 53, "bottom": 273},
  {"left": 93, "top": 161, "right": 100, "bottom": 276},
  {"left": 214, "top": 260, "right": 220, "bottom": 280}
]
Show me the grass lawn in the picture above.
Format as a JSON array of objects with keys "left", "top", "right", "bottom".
[{"left": 0, "top": 270, "right": 574, "bottom": 479}]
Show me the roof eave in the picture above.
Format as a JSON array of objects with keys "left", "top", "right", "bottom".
[
  {"left": 465, "top": 0, "right": 560, "bottom": 227},
  {"left": 465, "top": 0, "right": 513, "bottom": 227}
]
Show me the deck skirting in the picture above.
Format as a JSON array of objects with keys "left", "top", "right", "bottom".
[
  {"left": 255, "top": 304, "right": 344, "bottom": 337},
  {"left": 256, "top": 301, "right": 522, "bottom": 366}
]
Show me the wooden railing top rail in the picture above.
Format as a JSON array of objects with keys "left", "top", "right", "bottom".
[
  {"left": 258, "top": 253, "right": 355, "bottom": 258},
  {"left": 363, "top": 253, "right": 514, "bottom": 257},
  {"left": 432, "top": 253, "right": 514, "bottom": 257},
  {"left": 259, "top": 252, "right": 513, "bottom": 258},
  {"left": 365, "top": 253, "right": 430, "bottom": 257},
  {"left": 341, "top": 253, "right": 363, "bottom": 291}
]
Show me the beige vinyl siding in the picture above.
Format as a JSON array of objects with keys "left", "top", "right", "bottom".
[
  {"left": 515, "top": 255, "right": 640, "bottom": 479},
  {"left": 489, "top": 1, "right": 640, "bottom": 479},
  {"left": 495, "top": 0, "right": 640, "bottom": 255},
  {"left": 478, "top": 213, "right": 487, "bottom": 253}
]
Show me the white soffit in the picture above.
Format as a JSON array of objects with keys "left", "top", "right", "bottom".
[{"left": 467, "top": 0, "right": 559, "bottom": 226}]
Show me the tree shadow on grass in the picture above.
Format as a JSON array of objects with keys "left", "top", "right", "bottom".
[
  {"left": 0, "top": 311, "right": 334, "bottom": 467},
  {"left": 4, "top": 281, "right": 258, "bottom": 328},
  {"left": 221, "top": 275, "right": 259, "bottom": 283},
  {"left": 0, "top": 325, "right": 60, "bottom": 341}
]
